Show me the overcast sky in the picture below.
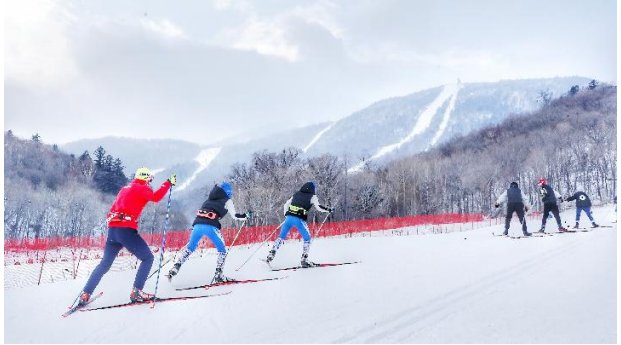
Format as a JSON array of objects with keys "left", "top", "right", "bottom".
[{"left": 4, "top": 0, "right": 617, "bottom": 146}]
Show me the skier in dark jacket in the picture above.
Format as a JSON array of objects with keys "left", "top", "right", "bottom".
[
  {"left": 537, "top": 178, "right": 568, "bottom": 233},
  {"left": 78, "top": 167, "right": 176, "bottom": 305},
  {"left": 565, "top": 191, "right": 599, "bottom": 228},
  {"left": 266, "top": 182, "right": 332, "bottom": 267},
  {"left": 495, "top": 182, "right": 531, "bottom": 236},
  {"left": 167, "top": 182, "right": 250, "bottom": 283}
]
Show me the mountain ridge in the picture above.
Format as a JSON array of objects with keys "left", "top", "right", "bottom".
[{"left": 62, "top": 76, "right": 592, "bottom": 192}]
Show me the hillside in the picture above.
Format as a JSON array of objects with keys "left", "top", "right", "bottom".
[
  {"left": 9, "top": 82, "right": 616, "bottom": 232},
  {"left": 4, "top": 132, "right": 114, "bottom": 239},
  {"left": 62, "top": 77, "right": 591, "bottom": 193},
  {"left": 374, "top": 83, "right": 617, "bottom": 216},
  {"left": 61, "top": 137, "right": 203, "bottom": 176},
  {"left": 4, "top": 206, "right": 616, "bottom": 343}
]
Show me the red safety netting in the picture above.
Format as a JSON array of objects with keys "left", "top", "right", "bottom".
[{"left": 4, "top": 213, "right": 483, "bottom": 254}]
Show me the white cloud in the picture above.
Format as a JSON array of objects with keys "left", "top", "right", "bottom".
[
  {"left": 212, "top": 0, "right": 252, "bottom": 12},
  {"left": 211, "top": 1, "right": 344, "bottom": 62},
  {"left": 227, "top": 17, "right": 299, "bottom": 62},
  {"left": 290, "top": 1, "right": 344, "bottom": 40},
  {"left": 4, "top": 0, "right": 79, "bottom": 88},
  {"left": 348, "top": 40, "right": 502, "bottom": 67},
  {"left": 141, "top": 18, "right": 186, "bottom": 40}
]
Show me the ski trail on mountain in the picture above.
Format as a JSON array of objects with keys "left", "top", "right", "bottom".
[
  {"left": 176, "top": 147, "right": 221, "bottom": 191},
  {"left": 430, "top": 81, "right": 462, "bottom": 147},
  {"left": 348, "top": 82, "right": 460, "bottom": 173},
  {"left": 334, "top": 236, "right": 582, "bottom": 343},
  {"left": 303, "top": 122, "right": 335, "bottom": 153}
]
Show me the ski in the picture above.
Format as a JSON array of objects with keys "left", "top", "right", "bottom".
[
  {"left": 147, "top": 256, "right": 174, "bottom": 280},
  {"left": 507, "top": 234, "right": 547, "bottom": 239},
  {"left": 504, "top": 234, "right": 546, "bottom": 239},
  {"left": 271, "top": 261, "right": 360, "bottom": 272},
  {"left": 175, "top": 277, "right": 287, "bottom": 291},
  {"left": 554, "top": 229, "right": 596, "bottom": 234},
  {"left": 61, "top": 291, "right": 104, "bottom": 318},
  {"left": 80, "top": 291, "right": 231, "bottom": 312},
  {"left": 492, "top": 232, "right": 550, "bottom": 238}
]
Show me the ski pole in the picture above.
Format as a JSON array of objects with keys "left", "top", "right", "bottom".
[
  {"left": 151, "top": 186, "right": 173, "bottom": 308},
  {"left": 234, "top": 221, "right": 284, "bottom": 272},
  {"left": 219, "top": 218, "right": 247, "bottom": 265},
  {"left": 313, "top": 212, "right": 332, "bottom": 237},
  {"left": 229, "top": 218, "right": 247, "bottom": 250}
]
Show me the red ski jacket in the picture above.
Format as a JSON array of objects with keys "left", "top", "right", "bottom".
[{"left": 107, "top": 179, "right": 172, "bottom": 230}]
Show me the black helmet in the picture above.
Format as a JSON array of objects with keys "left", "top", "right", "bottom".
[
  {"left": 510, "top": 182, "right": 519, "bottom": 188},
  {"left": 300, "top": 181, "right": 316, "bottom": 194}
]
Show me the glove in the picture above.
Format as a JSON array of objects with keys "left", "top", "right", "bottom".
[
  {"left": 245, "top": 211, "right": 253, "bottom": 219},
  {"left": 494, "top": 204, "right": 499, "bottom": 208},
  {"left": 558, "top": 196, "right": 564, "bottom": 202},
  {"left": 167, "top": 174, "right": 177, "bottom": 186},
  {"left": 525, "top": 206, "right": 529, "bottom": 212},
  {"left": 328, "top": 207, "right": 335, "bottom": 213}
]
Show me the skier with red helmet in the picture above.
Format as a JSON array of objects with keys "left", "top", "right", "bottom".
[
  {"left": 77, "top": 167, "right": 176, "bottom": 306},
  {"left": 537, "top": 178, "right": 568, "bottom": 233}
]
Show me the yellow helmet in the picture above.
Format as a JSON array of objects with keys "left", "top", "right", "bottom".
[{"left": 135, "top": 167, "right": 153, "bottom": 181}]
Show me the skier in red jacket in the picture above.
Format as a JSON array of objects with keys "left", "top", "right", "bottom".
[{"left": 77, "top": 167, "right": 176, "bottom": 305}]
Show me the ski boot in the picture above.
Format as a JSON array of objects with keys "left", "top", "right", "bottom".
[
  {"left": 167, "top": 263, "right": 181, "bottom": 280},
  {"left": 213, "top": 268, "right": 235, "bottom": 284},
  {"left": 129, "top": 288, "right": 155, "bottom": 303},
  {"left": 502, "top": 229, "right": 509, "bottom": 236},
  {"left": 78, "top": 291, "right": 90, "bottom": 306},
  {"left": 591, "top": 222, "right": 599, "bottom": 228},
  {"left": 538, "top": 227, "right": 546, "bottom": 234},
  {"left": 573, "top": 222, "right": 580, "bottom": 229},
  {"left": 266, "top": 250, "right": 276, "bottom": 263},
  {"left": 558, "top": 227, "right": 568, "bottom": 233},
  {"left": 523, "top": 232, "right": 532, "bottom": 237},
  {"left": 300, "top": 254, "right": 318, "bottom": 268}
]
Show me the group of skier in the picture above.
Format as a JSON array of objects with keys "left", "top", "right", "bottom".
[
  {"left": 494, "top": 177, "right": 599, "bottom": 237},
  {"left": 75, "top": 166, "right": 604, "bottom": 308},
  {"left": 76, "top": 167, "right": 332, "bottom": 307}
]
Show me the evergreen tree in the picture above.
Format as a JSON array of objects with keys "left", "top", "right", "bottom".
[
  {"left": 588, "top": 79, "right": 599, "bottom": 90},
  {"left": 111, "top": 158, "right": 129, "bottom": 192},
  {"left": 569, "top": 85, "right": 580, "bottom": 96},
  {"left": 93, "top": 146, "right": 106, "bottom": 168}
]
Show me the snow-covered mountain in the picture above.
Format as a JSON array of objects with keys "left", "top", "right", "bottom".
[
  {"left": 62, "top": 76, "right": 591, "bottom": 192},
  {"left": 307, "top": 77, "right": 590, "bottom": 172}
]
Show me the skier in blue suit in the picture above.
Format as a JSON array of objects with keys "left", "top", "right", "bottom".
[
  {"left": 168, "top": 182, "right": 250, "bottom": 283},
  {"left": 565, "top": 190, "right": 599, "bottom": 229},
  {"left": 266, "top": 182, "right": 332, "bottom": 267}
]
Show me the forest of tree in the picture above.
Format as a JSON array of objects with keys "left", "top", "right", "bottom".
[
  {"left": 367, "top": 83, "right": 617, "bottom": 217},
  {"left": 223, "top": 82, "right": 617, "bottom": 226},
  {"left": 3, "top": 81, "right": 617, "bottom": 238},
  {"left": 3, "top": 133, "right": 189, "bottom": 240}
]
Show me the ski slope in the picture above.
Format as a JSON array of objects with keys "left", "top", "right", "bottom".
[
  {"left": 4, "top": 206, "right": 617, "bottom": 343},
  {"left": 348, "top": 82, "right": 461, "bottom": 173}
]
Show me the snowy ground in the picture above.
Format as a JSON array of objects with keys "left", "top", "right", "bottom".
[{"left": 4, "top": 206, "right": 617, "bottom": 343}]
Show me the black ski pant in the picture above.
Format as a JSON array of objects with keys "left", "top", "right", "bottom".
[
  {"left": 541, "top": 203, "right": 562, "bottom": 229},
  {"left": 83, "top": 227, "right": 154, "bottom": 294},
  {"left": 505, "top": 202, "right": 528, "bottom": 234}
]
